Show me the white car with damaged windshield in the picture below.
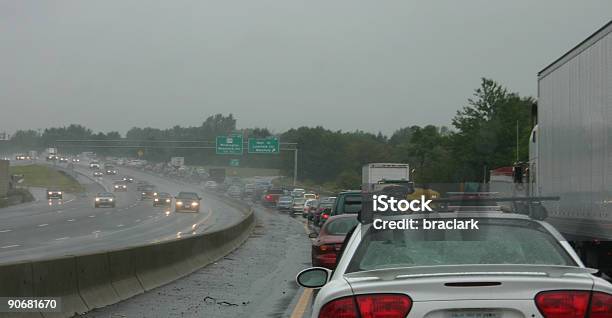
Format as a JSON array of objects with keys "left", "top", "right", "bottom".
[{"left": 296, "top": 211, "right": 612, "bottom": 318}]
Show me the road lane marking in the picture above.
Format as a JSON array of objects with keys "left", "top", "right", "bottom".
[
  {"left": 1, "top": 244, "right": 20, "bottom": 249},
  {"left": 117, "top": 224, "right": 124, "bottom": 227},
  {"left": 92, "top": 230, "right": 101, "bottom": 234},
  {"left": 135, "top": 219, "right": 141, "bottom": 223},
  {"left": 288, "top": 219, "right": 316, "bottom": 318},
  {"left": 67, "top": 219, "right": 75, "bottom": 222},
  {"left": 290, "top": 288, "right": 313, "bottom": 318},
  {"left": 56, "top": 210, "right": 64, "bottom": 213},
  {"left": 38, "top": 224, "right": 49, "bottom": 227},
  {"left": 55, "top": 237, "right": 69, "bottom": 241},
  {"left": 0, "top": 229, "right": 12, "bottom": 233},
  {"left": 89, "top": 215, "right": 95, "bottom": 218}
]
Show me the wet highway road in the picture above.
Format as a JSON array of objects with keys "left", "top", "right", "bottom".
[
  {"left": 81, "top": 202, "right": 314, "bottom": 318},
  {"left": 0, "top": 163, "right": 246, "bottom": 263}
]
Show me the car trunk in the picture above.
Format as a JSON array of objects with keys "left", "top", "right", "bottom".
[{"left": 346, "top": 271, "right": 595, "bottom": 317}]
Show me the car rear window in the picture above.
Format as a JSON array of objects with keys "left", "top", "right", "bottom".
[
  {"left": 336, "top": 195, "right": 362, "bottom": 214},
  {"left": 324, "top": 217, "right": 359, "bottom": 236},
  {"left": 346, "top": 218, "right": 575, "bottom": 273}
]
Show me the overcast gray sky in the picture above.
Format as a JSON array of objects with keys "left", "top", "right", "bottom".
[{"left": 1, "top": 1, "right": 610, "bottom": 136}]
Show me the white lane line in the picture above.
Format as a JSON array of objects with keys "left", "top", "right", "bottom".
[
  {"left": 55, "top": 237, "right": 69, "bottom": 241},
  {"left": 67, "top": 219, "right": 75, "bottom": 222},
  {"left": 92, "top": 230, "right": 101, "bottom": 234},
  {"left": 117, "top": 224, "right": 124, "bottom": 227},
  {"left": 0, "top": 229, "right": 12, "bottom": 233},
  {"left": 135, "top": 219, "right": 141, "bottom": 223},
  {"left": 38, "top": 224, "right": 49, "bottom": 227},
  {"left": 1, "top": 244, "right": 20, "bottom": 249},
  {"left": 89, "top": 215, "right": 95, "bottom": 218},
  {"left": 56, "top": 210, "right": 64, "bottom": 214}
]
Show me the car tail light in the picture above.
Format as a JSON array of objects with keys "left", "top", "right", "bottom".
[
  {"left": 319, "top": 296, "right": 358, "bottom": 318},
  {"left": 322, "top": 214, "right": 329, "bottom": 219},
  {"left": 535, "top": 291, "right": 590, "bottom": 318},
  {"left": 319, "top": 294, "right": 412, "bottom": 318},
  {"left": 590, "top": 292, "right": 612, "bottom": 318},
  {"left": 265, "top": 195, "right": 272, "bottom": 200}
]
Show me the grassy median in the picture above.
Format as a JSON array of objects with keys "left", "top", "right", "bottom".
[{"left": 9, "top": 164, "right": 84, "bottom": 193}]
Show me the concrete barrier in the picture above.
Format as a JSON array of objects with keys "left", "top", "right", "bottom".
[
  {"left": 75, "top": 253, "right": 120, "bottom": 310},
  {"left": 0, "top": 196, "right": 254, "bottom": 318},
  {"left": 107, "top": 249, "right": 144, "bottom": 300},
  {"left": 31, "top": 257, "right": 88, "bottom": 318}
]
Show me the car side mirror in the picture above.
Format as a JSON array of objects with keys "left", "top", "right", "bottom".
[
  {"left": 296, "top": 267, "right": 331, "bottom": 289},
  {"left": 308, "top": 232, "right": 318, "bottom": 239}
]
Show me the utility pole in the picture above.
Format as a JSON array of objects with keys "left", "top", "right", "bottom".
[{"left": 293, "top": 148, "right": 298, "bottom": 186}]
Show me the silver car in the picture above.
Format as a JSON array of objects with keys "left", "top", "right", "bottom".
[{"left": 297, "top": 211, "right": 612, "bottom": 317}]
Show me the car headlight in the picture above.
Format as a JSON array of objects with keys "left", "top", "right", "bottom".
[
  {"left": 191, "top": 202, "right": 199, "bottom": 206},
  {"left": 154, "top": 198, "right": 159, "bottom": 202},
  {"left": 176, "top": 201, "right": 183, "bottom": 205},
  {"left": 142, "top": 192, "right": 146, "bottom": 195},
  {"left": 153, "top": 192, "right": 158, "bottom": 196},
  {"left": 165, "top": 199, "right": 171, "bottom": 203},
  {"left": 95, "top": 198, "right": 100, "bottom": 202},
  {"left": 58, "top": 191, "right": 62, "bottom": 195},
  {"left": 109, "top": 198, "right": 113, "bottom": 202},
  {"left": 48, "top": 192, "right": 52, "bottom": 195}
]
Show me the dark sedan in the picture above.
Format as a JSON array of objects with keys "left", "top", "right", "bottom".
[
  {"left": 175, "top": 192, "right": 201, "bottom": 212},
  {"left": 46, "top": 188, "right": 63, "bottom": 200},
  {"left": 153, "top": 192, "right": 172, "bottom": 207},
  {"left": 140, "top": 185, "right": 156, "bottom": 200},
  {"left": 94, "top": 192, "right": 116, "bottom": 208}
]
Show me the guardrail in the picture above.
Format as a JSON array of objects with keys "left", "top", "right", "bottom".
[{"left": 0, "top": 195, "right": 255, "bottom": 318}]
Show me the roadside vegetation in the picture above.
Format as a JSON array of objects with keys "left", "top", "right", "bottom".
[
  {"left": 2, "top": 78, "right": 532, "bottom": 190},
  {"left": 9, "top": 165, "right": 84, "bottom": 193}
]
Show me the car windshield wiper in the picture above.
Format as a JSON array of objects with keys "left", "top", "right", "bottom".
[{"left": 344, "top": 264, "right": 597, "bottom": 281}]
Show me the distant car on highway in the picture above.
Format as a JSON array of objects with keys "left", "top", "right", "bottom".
[
  {"left": 94, "top": 192, "right": 116, "bottom": 208},
  {"left": 104, "top": 165, "right": 118, "bottom": 175},
  {"left": 277, "top": 195, "right": 293, "bottom": 212},
  {"left": 15, "top": 154, "right": 28, "bottom": 160},
  {"left": 292, "top": 197, "right": 306, "bottom": 215},
  {"left": 204, "top": 180, "right": 218, "bottom": 191},
  {"left": 227, "top": 185, "right": 242, "bottom": 198},
  {"left": 46, "top": 188, "right": 63, "bottom": 200},
  {"left": 59, "top": 157, "right": 68, "bottom": 163},
  {"left": 304, "top": 193, "right": 317, "bottom": 200},
  {"left": 303, "top": 198, "right": 319, "bottom": 219},
  {"left": 121, "top": 175, "right": 134, "bottom": 183},
  {"left": 89, "top": 161, "right": 100, "bottom": 169},
  {"left": 262, "top": 188, "right": 285, "bottom": 207},
  {"left": 175, "top": 192, "right": 201, "bottom": 212},
  {"left": 112, "top": 180, "right": 128, "bottom": 192},
  {"left": 310, "top": 214, "right": 358, "bottom": 269},
  {"left": 46, "top": 155, "right": 57, "bottom": 161},
  {"left": 93, "top": 171, "right": 104, "bottom": 177},
  {"left": 312, "top": 198, "right": 336, "bottom": 225},
  {"left": 71, "top": 158, "right": 80, "bottom": 163},
  {"left": 291, "top": 188, "right": 306, "bottom": 198},
  {"left": 243, "top": 183, "right": 256, "bottom": 196},
  {"left": 140, "top": 185, "right": 156, "bottom": 200},
  {"left": 153, "top": 192, "right": 172, "bottom": 207}
]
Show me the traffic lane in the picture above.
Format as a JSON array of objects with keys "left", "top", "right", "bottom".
[
  {"left": 0, "top": 168, "right": 244, "bottom": 262},
  {"left": 82, "top": 203, "right": 313, "bottom": 318},
  {"left": 0, "top": 206, "right": 214, "bottom": 262}
]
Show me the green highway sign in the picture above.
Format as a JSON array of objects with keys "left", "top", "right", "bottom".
[
  {"left": 229, "top": 159, "right": 240, "bottom": 167},
  {"left": 248, "top": 137, "right": 280, "bottom": 154},
  {"left": 216, "top": 134, "right": 243, "bottom": 155}
]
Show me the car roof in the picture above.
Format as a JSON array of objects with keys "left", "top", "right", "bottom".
[{"left": 97, "top": 192, "right": 114, "bottom": 196}]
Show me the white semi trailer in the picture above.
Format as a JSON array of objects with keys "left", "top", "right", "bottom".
[{"left": 531, "top": 20, "right": 612, "bottom": 275}]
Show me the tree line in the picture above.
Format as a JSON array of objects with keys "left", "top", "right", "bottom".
[{"left": 2, "top": 78, "right": 534, "bottom": 189}]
